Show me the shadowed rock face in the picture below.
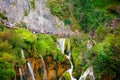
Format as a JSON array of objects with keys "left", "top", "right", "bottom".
[
  {"left": 44, "top": 55, "right": 71, "bottom": 80},
  {"left": 15, "top": 55, "right": 70, "bottom": 80},
  {"left": 15, "top": 58, "right": 43, "bottom": 80}
]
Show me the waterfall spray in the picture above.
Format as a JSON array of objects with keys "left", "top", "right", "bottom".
[
  {"left": 57, "top": 38, "right": 76, "bottom": 80},
  {"left": 19, "top": 68, "right": 23, "bottom": 80},
  {"left": 21, "top": 48, "right": 25, "bottom": 59},
  {"left": 27, "top": 62, "right": 35, "bottom": 80},
  {"left": 40, "top": 55, "right": 47, "bottom": 80},
  {"left": 79, "top": 67, "right": 95, "bottom": 80},
  {"left": 57, "top": 38, "right": 66, "bottom": 54}
]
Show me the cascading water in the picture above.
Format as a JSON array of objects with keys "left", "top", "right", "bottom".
[
  {"left": 66, "top": 39, "right": 76, "bottom": 80},
  {"left": 21, "top": 48, "right": 25, "bottom": 59},
  {"left": 79, "top": 67, "right": 95, "bottom": 80},
  {"left": 19, "top": 68, "right": 23, "bottom": 80},
  {"left": 27, "top": 62, "right": 35, "bottom": 80},
  {"left": 57, "top": 38, "right": 66, "bottom": 54},
  {"left": 19, "top": 49, "right": 25, "bottom": 80},
  {"left": 57, "top": 38, "right": 76, "bottom": 80},
  {"left": 40, "top": 55, "right": 47, "bottom": 80}
]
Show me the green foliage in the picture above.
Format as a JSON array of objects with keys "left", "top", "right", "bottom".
[
  {"left": 0, "top": 22, "right": 4, "bottom": 31},
  {"left": 47, "top": 0, "right": 119, "bottom": 32},
  {"left": 30, "top": 0, "right": 35, "bottom": 10},
  {"left": 70, "top": 33, "right": 91, "bottom": 78},
  {"left": 67, "top": 0, "right": 116, "bottom": 32},
  {"left": 95, "top": 26, "right": 109, "bottom": 42},
  {"left": 0, "top": 40, "right": 12, "bottom": 52},
  {"left": 0, "top": 29, "right": 36, "bottom": 79},
  {"left": 92, "top": 33, "right": 120, "bottom": 79},
  {"left": 24, "top": 9, "right": 29, "bottom": 16},
  {"left": 64, "top": 38, "right": 69, "bottom": 55},
  {"left": 47, "top": 0, "right": 81, "bottom": 31},
  {"left": 47, "top": 1, "right": 71, "bottom": 20},
  {"left": 14, "top": 29, "right": 36, "bottom": 44},
  {"left": 37, "top": 34, "right": 64, "bottom": 61},
  {"left": 61, "top": 72, "right": 71, "bottom": 80},
  {"left": 56, "top": 53, "right": 66, "bottom": 62},
  {"left": 0, "top": 13, "right": 8, "bottom": 20},
  {"left": 0, "top": 61, "right": 15, "bottom": 80},
  {"left": 111, "top": 26, "right": 120, "bottom": 59},
  {"left": 92, "top": 0, "right": 120, "bottom": 9},
  {"left": 0, "top": 53, "right": 16, "bottom": 64},
  {"left": 64, "top": 19, "right": 71, "bottom": 25}
]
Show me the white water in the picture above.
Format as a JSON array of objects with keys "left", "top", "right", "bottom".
[
  {"left": 19, "top": 68, "right": 23, "bottom": 80},
  {"left": 57, "top": 38, "right": 66, "bottom": 54},
  {"left": 27, "top": 62, "right": 35, "bottom": 80},
  {"left": 66, "top": 39, "right": 76, "bottom": 80},
  {"left": 79, "top": 67, "right": 95, "bottom": 80},
  {"left": 40, "top": 55, "right": 47, "bottom": 80},
  {"left": 21, "top": 48, "right": 25, "bottom": 58},
  {"left": 58, "top": 38, "right": 76, "bottom": 80}
]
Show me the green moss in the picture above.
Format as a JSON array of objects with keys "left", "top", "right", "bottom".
[
  {"left": 69, "top": 33, "right": 91, "bottom": 78},
  {"left": 37, "top": 34, "right": 65, "bottom": 61},
  {"left": 0, "top": 22, "right": 4, "bottom": 31},
  {"left": 0, "top": 61, "right": 16, "bottom": 80},
  {"left": 61, "top": 72, "right": 71, "bottom": 80},
  {"left": 24, "top": 9, "right": 29, "bottom": 16},
  {"left": 30, "top": 0, "right": 35, "bottom": 10},
  {"left": 64, "top": 38, "right": 69, "bottom": 55},
  {"left": 14, "top": 29, "right": 37, "bottom": 44},
  {"left": 56, "top": 53, "right": 66, "bottom": 62},
  {"left": 0, "top": 13, "right": 8, "bottom": 20},
  {"left": 47, "top": 1, "right": 72, "bottom": 20}
]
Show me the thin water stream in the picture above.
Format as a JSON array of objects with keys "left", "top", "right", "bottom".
[
  {"left": 27, "top": 62, "right": 35, "bottom": 80},
  {"left": 57, "top": 38, "right": 76, "bottom": 80}
]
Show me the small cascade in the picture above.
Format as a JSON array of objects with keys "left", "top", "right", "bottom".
[
  {"left": 19, "top": 68, "right": 23, "bottom": 80},
  {"left": 40, "top": 55, "right": 47, "bottom": 80},
  {"left": 79, "top": 67, "right": 95, "bottom": 80},
  {"left": 66, "top": 39, "right": 76, "bottom": 80},
  {"left": 21, "top": 48, "right": 25, "bottom": 59},
  {"left": 57, "top": 38, "right": 76, "bottom": 80},
  {"left": 57, "top": 38, "right": 66, "bottom": 54},
  {"left": 27, "top": 62, "right": 35, "bottom": 80}
]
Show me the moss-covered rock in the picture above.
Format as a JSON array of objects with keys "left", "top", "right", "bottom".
[{"left": 61, "top": 72, "right": 71, "bottom": 80}]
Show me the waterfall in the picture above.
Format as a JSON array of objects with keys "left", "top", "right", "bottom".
[
  {"left": 66, "top": 39, "right": 76, "bottom": 80},
  {"left": 19, "top": 68, "right": 23, "bottom": 80},
  {"left": 19, "top": 49, "right": 25, "bottom": 80},
  {"left": 40, "top": 55, "right": 47, "bottom": 80},
  {"left": 21, "top": 48, "right": 25, "bottom": 58},
  {"left": 79, "top": 67, "right": 95, "bottom": 80},
  {"left": 57, "top": 38, "right": 66, "bottom": 54},
  {"left": 58, "top": 38, "right": 76, "bottom": 80},
  {"left": 27, "top": 62, "right": 35, "bottom": 80}
]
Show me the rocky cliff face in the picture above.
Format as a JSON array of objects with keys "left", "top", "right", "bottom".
[{"left": 0, "top": 0, "right": 71, "bottom": 34}]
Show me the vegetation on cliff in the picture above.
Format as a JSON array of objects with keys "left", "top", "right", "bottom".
[
  {"left": 0, "top": 0, "right": 120, "bottom": 80},
  {"left": 47, "top": 0, "right": 120, "bottom": 32},
  {"left": 0, "top": 23, "right": 70, "bottom": 79},
  {"left": 69, "top": 26, "right": 120, "bottom": 80}
]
